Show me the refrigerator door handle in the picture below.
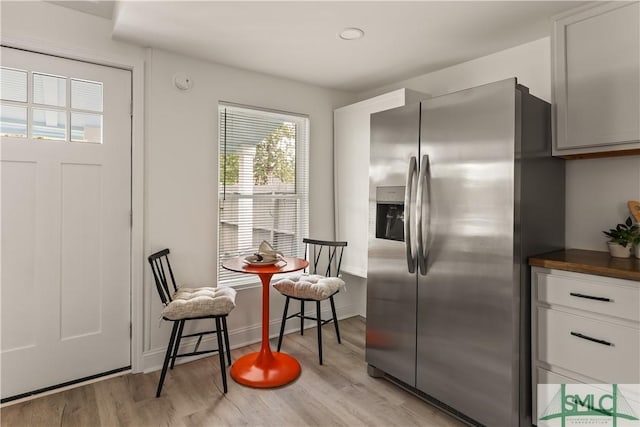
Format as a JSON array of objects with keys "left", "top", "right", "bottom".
[
  {"left": 405, "top": 156, "right": 418, "bottom": 273},
  {"left": 416, "top": 154, "right": 431, "bottom": 275}
]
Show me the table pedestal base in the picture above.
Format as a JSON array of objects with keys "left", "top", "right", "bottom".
[
  {"left": 230, "top": 351, "right": 301, "bottom": 388},
  {"left": 221, "top": 259, "right": 308, "bottom": 389}
]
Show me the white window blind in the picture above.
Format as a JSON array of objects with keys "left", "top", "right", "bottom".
[{"left": 218, "top": 103, "right": 309, "bottom": 287}]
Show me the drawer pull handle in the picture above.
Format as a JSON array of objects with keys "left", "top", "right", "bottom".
[
  {"left": 570, "top": 331, "right": 613, "bottom": 347},
  {"left": 569, "top": 292, "right": 611, "bottom": 302}
]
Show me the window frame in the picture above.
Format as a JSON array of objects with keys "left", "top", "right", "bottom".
[
  {"left": 217, "top": 102, "right": 309, "bottom": 289},
  {"left": 0, "top": 66, "right": 104, "bottom": 143}
]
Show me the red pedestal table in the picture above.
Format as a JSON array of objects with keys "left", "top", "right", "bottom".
[{"left": 221, "top": 256, "right": 308, "bottom": 388}]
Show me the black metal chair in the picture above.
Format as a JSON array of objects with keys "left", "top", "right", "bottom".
[
  {"left": 148, "top": 248, "right": 236, "bottom": 397},
  {"left": 273, "top": 238, "right": 347, "bottom": 364}
]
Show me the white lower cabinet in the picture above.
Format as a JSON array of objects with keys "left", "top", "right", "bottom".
[
  {"left": 531, "top": 267, "right": 640, "bottom": 425},
  {"left": 538, "top": 307, "right": 639, "bottom": 383}
]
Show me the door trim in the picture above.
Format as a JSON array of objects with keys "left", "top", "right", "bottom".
[
  {"left": 1, "top": 367, "right": 131, "bottom": 405},
  {"left": 0, "top": 368, "right": 132, "bottom": 408},
  {"left": 1, "top": 37, "right": 145, "bottom": 375}
]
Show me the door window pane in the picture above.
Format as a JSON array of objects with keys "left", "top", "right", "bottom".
[
  {"left": 32, "top": 109, "right": 66, "bottom": 140},
  {"left": 0, "top": 104, "right": 27, "bottom": 138},
  {"left": 0, "top": 68, "right": 27, "bottom": 102},
  {"left": 71, "top": 112, "right": 102, "bottom": 143},
  {"left": 33, "top": 73, "right": 66, "bottom": 107},
  {"left": 71, "top": 79, "right": 102, "bottom": 112}
]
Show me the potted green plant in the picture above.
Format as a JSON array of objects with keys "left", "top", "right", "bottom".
[{"left": 603, "top": 216, "right": 639, "bottom": 258}]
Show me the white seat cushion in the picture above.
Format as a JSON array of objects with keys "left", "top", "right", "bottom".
[
  {"left": 162, "top": 286, "right": 237, "bottom": 320},
  {"left": 273, "top": 273, "right": 345, "bottom": 301}
]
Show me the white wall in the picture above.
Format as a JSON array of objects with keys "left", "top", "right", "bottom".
[
  {"left": 566, "top": 156, "right": 640, "bottom": 250},
  {"left": 143, "top": 48, "right": 357, "bottom": 369},
  {"left": 357, "top": 37, "right": 640, "bottom": 252},
  {"left": 358, "top": 37, "right": 553, "bottom": 103},
  {"left": 0, "top": 2, "right": 143, "bottom": 65}
]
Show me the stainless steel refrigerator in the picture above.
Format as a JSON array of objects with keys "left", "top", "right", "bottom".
[{"left": 366, "top": 78, "right": 565, "bottom": 426}]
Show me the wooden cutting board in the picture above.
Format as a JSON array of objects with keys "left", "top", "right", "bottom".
[{"left": 629, "top": 200, "right": 640, "bottom": 222}]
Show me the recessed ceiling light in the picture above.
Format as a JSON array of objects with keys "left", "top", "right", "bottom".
[{"left": 339, "top": 27, "right": 364, "bottom": 41}]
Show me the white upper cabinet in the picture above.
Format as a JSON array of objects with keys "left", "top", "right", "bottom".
[
  {"left": 334, "top": 89, "right": 425, "bottom": 278},
  {"left": 552, "top": 1, "right": 640, "bottom": 157}
]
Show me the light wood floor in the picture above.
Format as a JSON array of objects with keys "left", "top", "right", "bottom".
[{"left": 1, "top": 317, "right": 465, "bottom": 427}]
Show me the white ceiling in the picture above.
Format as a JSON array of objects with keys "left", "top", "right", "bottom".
[{"left": 57, "top": 1, "right": 590, "bottom": 93}]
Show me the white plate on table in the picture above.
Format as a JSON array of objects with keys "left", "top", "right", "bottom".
[{"left": 242, "top": 256, "right": 286, "bottom": 267}]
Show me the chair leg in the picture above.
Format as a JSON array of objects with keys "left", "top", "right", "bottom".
[
  {"left": 222, "top": 316, "right": 232, "bottom": 366},
  {"left": 300, "top": 300, "right": 305, "bottom": 336},
  {"left": 329, "top": 295, "right": 341, "bottom": 344},
  {"left": 277, "top": 297, "right": 290, "bottom": 352},
  {"left": 170, "top": 320, "right": 185, "bottom": 369},
  {"left": 215, "top": 317, "right": 228, "bottom": 393},
  {"left": 316, "top": 301, "right": 323, "bottom": 365},
  {"left": 156, "top": 321, "right": 179, "bottom": 397}
]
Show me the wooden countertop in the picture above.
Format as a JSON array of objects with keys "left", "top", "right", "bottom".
[{"left": 529, "top": 249, "right": 640, "bottom": 281}]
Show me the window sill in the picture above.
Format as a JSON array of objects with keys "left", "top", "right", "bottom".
[{"left": 222, "top": 280, "right": 261, "bottom": 292}]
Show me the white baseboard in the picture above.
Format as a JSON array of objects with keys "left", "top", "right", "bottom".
[{"left": 141, "top": 303, "right": 361, "bottom": 373}]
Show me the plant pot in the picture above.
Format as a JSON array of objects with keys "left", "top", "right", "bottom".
[
  {"left": 635, "top": 243, "right": 640, "bottom": 259},
  {"left": 607, "top": 242, "right": 631, "bottom": 258}
]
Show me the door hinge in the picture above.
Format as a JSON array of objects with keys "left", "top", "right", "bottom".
[
  {"left": 130, "top": 322, "right": 132, "bottom": 339},
  {"left": 130, "top": 101, "right": 133, "bottom": 117},
  {"left": 129, "top": 211, "right": 133, "bottom": 228}
]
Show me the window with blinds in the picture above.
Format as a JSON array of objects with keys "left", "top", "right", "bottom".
[{"left": 218, "top": 103, "right": 309, "bottom": 287}]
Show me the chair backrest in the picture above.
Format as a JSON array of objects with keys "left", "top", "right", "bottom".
[
  {"left": 303, "top": 238, "right": 347, "bottom": 277},
  {"left": 148, "top": 249, "right": 178, "bottom": 305}
]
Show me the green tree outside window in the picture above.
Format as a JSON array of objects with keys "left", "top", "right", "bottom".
[{"left": 219, "top": 123, "right": 296, "bottom": 186}]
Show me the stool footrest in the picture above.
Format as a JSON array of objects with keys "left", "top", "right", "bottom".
[
  {"left": 176, "top": 348, "right": 221, "bottom": 358},
  {"left": 180, "top": 329, "right": 219, "bottom": 339},
  {"left": 287, "top": 312, "right": 334, "bottom": 325}
]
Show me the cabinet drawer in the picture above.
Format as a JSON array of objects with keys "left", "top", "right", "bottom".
[
  {"left": 536, "top": 272, "right": 639, "bottom": 322},
  {"left": 536, "top": 367, "right": 581, "bottom": 385},
  {"left": 537, "top": 307, "right": 640, "bottom": 383}
]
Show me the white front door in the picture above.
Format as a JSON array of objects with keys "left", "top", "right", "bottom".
[{"left": 1, "top": 47, "right": 132, "bottom": 400}]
